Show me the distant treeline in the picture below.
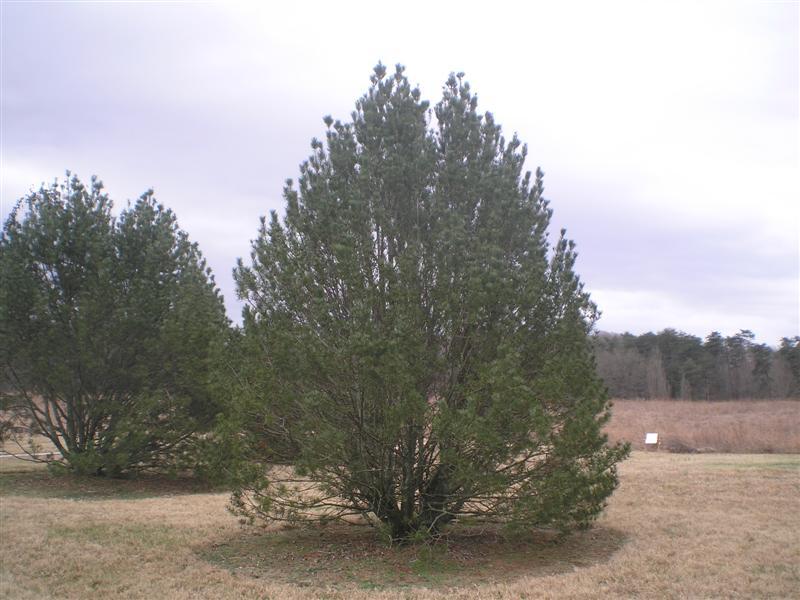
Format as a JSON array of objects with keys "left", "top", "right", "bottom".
[{"left": 593, "top": 330, "right": 800, "bottom": 400}]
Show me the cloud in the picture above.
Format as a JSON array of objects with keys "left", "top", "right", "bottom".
[
  {"left": 592, "top": 279, "right": 798, "bottom": 345},
  {"left": 2, "top": 0, "right": 797, "bottom": 344}
]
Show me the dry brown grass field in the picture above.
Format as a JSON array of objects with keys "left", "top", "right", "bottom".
[
  {"left": 0, "top": 450, "right": 798, "bottom": 599},
  {"left": 606, "top": 398, "right": 800, "bottom": 453},
  {"left": 1, "top": 399, "right": 799, "bottom": 597}
]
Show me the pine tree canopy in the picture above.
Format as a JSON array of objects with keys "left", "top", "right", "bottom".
[
  {"left": 0, "top": 173, "right": 228, "bottom": 476},
  {"left": 231, "top": 64, "right": 629, "bottom": 542}
]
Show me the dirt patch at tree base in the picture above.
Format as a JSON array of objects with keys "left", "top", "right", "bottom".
[{"left": 199, "top": 523, "right": 627, "bottom": 589}]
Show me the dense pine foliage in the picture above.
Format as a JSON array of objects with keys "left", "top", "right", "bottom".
[
  {"left": 0, "top": 174, "right": 228, "bottom": 476},
  {"left": 230, "top": 65, "right": 629, "bottom": 542}
]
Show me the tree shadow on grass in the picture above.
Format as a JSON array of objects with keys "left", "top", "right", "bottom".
[
  {"left": 200, "top": 522, "right": 627, "bottom": 590},
  {"left": 0, "top": 470, "right": 224, "bottom": 500}
]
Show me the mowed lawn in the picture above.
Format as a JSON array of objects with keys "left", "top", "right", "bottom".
[{"left": 1, "top": 451, "right": 798, "bottom": 599}]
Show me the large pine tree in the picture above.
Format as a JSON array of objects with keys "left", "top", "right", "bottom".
[{"left": 232, "top": 65, "right": 628, "bottom": 541}]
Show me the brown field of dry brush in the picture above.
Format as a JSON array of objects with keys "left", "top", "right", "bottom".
[{"left": 605, "top": 398, "right": 800, "bottom": 453}]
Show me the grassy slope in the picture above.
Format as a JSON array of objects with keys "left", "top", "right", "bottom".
[{"left": 1, "top": 452, "right": 798, "bottom": 599}]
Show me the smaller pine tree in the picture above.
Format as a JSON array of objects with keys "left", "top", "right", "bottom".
[{"left": 0, "top": 173, "right": 228, "bottom": 476}]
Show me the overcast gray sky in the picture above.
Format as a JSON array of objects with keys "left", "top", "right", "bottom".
[{"left": 2, "top": 0, "right": 798, "bottom": 345}]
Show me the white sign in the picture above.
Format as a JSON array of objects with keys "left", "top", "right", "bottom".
[{"left": 645, "top": 432, "right": 658, "bottom": 445}]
